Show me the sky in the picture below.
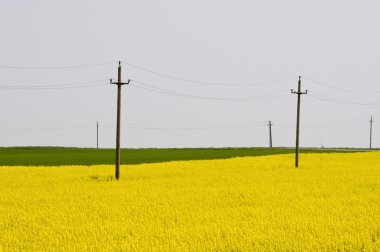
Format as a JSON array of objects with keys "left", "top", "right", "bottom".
[{"left": 0, "top": 0, "right": 379, "bottom": 148}]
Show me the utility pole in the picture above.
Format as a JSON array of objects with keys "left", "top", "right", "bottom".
[
  {"left": 96, "top": 122, "right": 99, "bottom": 149},
  {"left": 291, "top": 76, "right": 307, "bottom": 168},
  {"left": 370, "top": 116, "right": 373, "bottom": 149},
  {"left": 268, "top": 121, "right": 273, "bottom": 148},
  {"left": 110, "top": 61, "right": 130, "bottom": 180}
]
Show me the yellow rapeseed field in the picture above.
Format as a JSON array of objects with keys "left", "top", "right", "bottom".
[{"left": 1, "top": 153, "right": 380, "bottom": 251}]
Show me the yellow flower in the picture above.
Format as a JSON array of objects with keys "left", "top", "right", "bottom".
[{"left": 1, "top": 152, "right": 380, "bottom": 251}]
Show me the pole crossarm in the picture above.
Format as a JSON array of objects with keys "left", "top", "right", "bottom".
[
  {"left": 110, "top": 79, "right": 130, "bottom": 85},
  {"left": 110, "top": 62, "right": 131, "bottom": 86},
  {"left": 291, "top": 76, "right": 308, "bottom": 95},
  {"left": 291, "top": 90, "right": 308, "bottom": 95}
]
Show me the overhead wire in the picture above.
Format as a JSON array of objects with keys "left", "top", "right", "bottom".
[
  {"left": 0, "top": 123, "right": 268, "bottom": 131},
  {"left": 0, "top": 83, "right": 105, "bottom": 90},
  {"left": 0, "top": 61, "right": 116, "bottom": 70},
  {"left": 1, "top": 120, "right": 370, "bottom": 131},
  {"left": 0, "top": 60, "right": 377, "bottom": 138},
  {"left": 120, "top": 124, "right": 266, "bottom": 130},
  {"left": 274, "top": 121, "right": 368, "bottom": 129},
  {"left": 0, "top": 125, "right": 93, "bottom": 132},
  {"left": 304, "top": 76, "right": 380, "bottom": 94},
  {"left": 0, "top": 121, "right": 100, "bottom": 129},
  {"left": 0, "top": 79, "right": 108, "bottom": 90},
  {"left": 131, "top": 83, "right": 291, "bottom": 101},
  {"left": 1, "top": 116, "right": 374, "bottom": 132},
  {"left": 308, "top": 91, "right": 380, "bottom": 106},
  {"left": 122, "top": 61, "right": 295, "bottom": 87},
  {"left": 273, "top": 116, "right": 372, "bottom": 127},
  {"left": 131, "top": 79, "right": 291, "bottom": 101}
]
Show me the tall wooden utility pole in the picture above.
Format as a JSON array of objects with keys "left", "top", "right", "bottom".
[
  {"left": 291, "top": 76, "right": 307, "bottom": 168},
  {"left": 110, "top": 61, "right": 130, "bottom": 180},
  {"left": 370, "top": 116, "right": 373, "bottom": 149},
  {"left": 96, "top": 122, "right": 99, "bottom": 149},
  {"left": 268, "top": 121, "right": 273, "bottom": 148}
]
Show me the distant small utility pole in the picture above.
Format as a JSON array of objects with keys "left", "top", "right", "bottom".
[
  {"left": 268, "top": 121, "right": 273, "bottom": 148},
  {"left": 291, "top": 76, "right": 307, "bottom": 168},
  {"left": 110, "top": 61, "right": 130, "bottom": 180},
  {"left": 370, "top": 116, "right": 373, "bottom": 149},
  {"left": 96, "top": 122, "right": 99, "bottom": 149}
]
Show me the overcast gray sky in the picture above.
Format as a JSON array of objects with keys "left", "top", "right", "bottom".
[{"left": 0, "top": 0, "right": 379, "bottom": 148}]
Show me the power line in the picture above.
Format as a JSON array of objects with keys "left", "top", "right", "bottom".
[
  {"left": 274, "top": 121, "right": 368, "bottom": 129},
  {"left": 309, "top": 91, "right": 380, "bottom": 106},
  {"left": 0, "top": 79, "right": 108, "bottom": 88},
  {"left": 121, "top": 124, "right": 267, "bottom": 130},
  {"left": 132, "top": 79, "right": 290, "bottom": 99},
  {"left": 304, "top": 76, "right": 380, "bottom": 94},
  {"left": 131, "top": 83, "right": 291, "bottom": 101},
  {"left": 2, "top": 118, "right": 372, "bottom": 128},
  {"left": 122, "top": 61, "right": 295, "bottom": 87},
  {"left": 0, "top": 122, "right": 268, "bottom": 131},
  {"left": 100, "top": 120, "right": 269, "bottom": 130},
  {"left": 0, "top": 61, "right": 116, "bottom": 70},
  {"left": 0, "top": 83, "right": 105, "bottom": 90},
  {"left": 0, "top": 121, "right": 98, "bottom": 127},
  {"left": 131, "top": 80, "right": 291, "bottom": 101},
  {"left": 0, "top": 79, "right": 108, "bottom": 90},
  {"left": 0, "top": 120, "right": 372, "bottom": 131},
  {"left": 0, "top": 125, "right": 267, "bottom": 131},
  {"left": 274, "top": 116, "right": 370, "bottom": 127},
  {"left": 0, "top": 125, "right": 92, "bottom": 131}
]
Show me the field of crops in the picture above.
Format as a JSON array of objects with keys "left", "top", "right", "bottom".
[
  {"left": 0, "top": 147, "right": 349, "bottom": 166},
  {"left": 1, "top": 152, "right": 380, "bottom": 251}
]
